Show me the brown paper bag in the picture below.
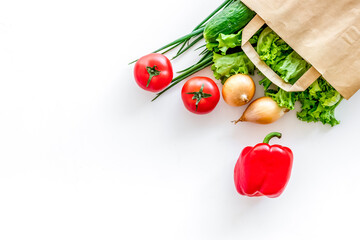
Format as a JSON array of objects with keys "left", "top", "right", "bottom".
[{"left": 241, "top": 0, "right": 360, "bottom": 100}]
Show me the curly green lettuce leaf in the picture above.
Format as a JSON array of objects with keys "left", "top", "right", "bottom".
[
  {"left": 206, "top": 27, "right": 263, "bottom": 54},
  {"left": 297, "top": 99, "right": 340, "bottom": 127},
  {"left": 257, "top": 27, "right": 311, "bottom": 84},
  {"left": 206, "top": 42, "right": 220, "bottom": 52},
  {"left": 265, "top": 88, "right": 298, "bottom": 110},
  {"left": 309, "top": 79, "right": 322, "bottom": 97},
  {"left": 259, "top": 76, "right": 297, "bottom": 110},
  {"left": 259, "top": 77, "right": 272, "bottom": 90},
  {"left": 273, "top": 52, "right": 311, "bottom": 84},
  {"left": 320, "top": 90, "right": 342, "bottom": 107},
  {"left": 211, "top": 52, "right": 254, "bottom": 84},
  {"left": 216, "top": 30, "right": 243, "bottom": 54},
  {"left": 260, "top": 77, "right": 342, "bottom": 126},
  {"left": 257, "top": 27, "right": 292, "bottom": 67},
  {"left": 296, "top": 78, "right": 342, "bottom": 126}
]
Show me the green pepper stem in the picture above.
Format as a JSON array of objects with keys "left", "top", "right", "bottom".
[{"left": 263, "top": 132, "right": 282, "bottom": 144}]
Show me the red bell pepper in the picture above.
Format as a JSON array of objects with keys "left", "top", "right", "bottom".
[{"left": 234, "top": 132, "right": 293, "bottom": 198}]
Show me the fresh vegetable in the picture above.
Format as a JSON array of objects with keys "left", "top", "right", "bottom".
[
  {"left": 296, "top": 78, "right": 342, "bottom": 126},
  {"left": 234, "top": 132, "right": 293, "bottom": 198},
  {"left": 152, "top": 53, "right": 214, "bottom": 101},
  {"left": 147, "top": 0, "right": 257, "bottom": 100},
  {"left": 153, "top": 0, "right": 234, "bottom": 59},
  {"left": 211, "top": 52, "right": 254, "bottom": 84},
  {"left": 207, "top": 27, "right": 262, "bottom": 54},
  {"left": 257, "top": 27, "right": 310, "bottom": 84},
  {"left": 257, "top": 27, "right": 343, "bottom": 126},
  {"left": 204, "top": 1, "right": 255, "bottom": 43},
  {"left": 134, "top": 53, "right": 173, "bottom": 92},
  {"left": 131, "top": 0, "right": 343, "bottom": 127},
  {"left": 181, "top": 77, "right": 220, "bottom": 114},
  {"left": 210, "top": 24, "right": 343, "bottom": 126},
  {"left": 234, "top": 96, "right": 288, "bottom": 124},
  {"left": 222, "top": 74, "right": 255, "bottom": 106}
]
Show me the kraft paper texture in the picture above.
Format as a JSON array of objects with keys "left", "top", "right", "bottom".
[{"left": 241, "top": 0, "right": 360, "bottom": 99}]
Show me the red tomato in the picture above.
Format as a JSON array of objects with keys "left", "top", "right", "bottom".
[
  {"left": 134, "top": 53, "right": 173, "bottom": 92},
  {"left": 181, "top": 77, "right": 220, "bottom": 114}
]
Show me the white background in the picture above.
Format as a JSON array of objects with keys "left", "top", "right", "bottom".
[{"left": 0, "top": 0, "right": 360, "bottom": 239}]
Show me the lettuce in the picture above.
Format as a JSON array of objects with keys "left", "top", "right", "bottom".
[
  {"left": 216, "top": 31, "right": 243, "bottom": 54},
  {"left": 274, "top": 52, "right": 311, "bottom": 84},
  {"left": 297, "top": 78, "right": 342, "bottom": 126},
  {"left": 207, "top": 25, "right": 343, "bottom": 126},
  {"left": 257, "top": 27, "right": 310, "bottom": 84},
  {"left": 260, "top": 78, "right": 342, "bottom": 126},
  {"left": 266, "top": 88, "right": 298, "bottom": 110},
  {"left": 208, "top": 28, "right": 262, "bottom": 84},
  {"left": 256, "top": 27, "right": 342, "bottom": 126},
  {"left": 257, "top": 27, "right": 292, "bottom": 68},
  {"left": 211, "top": 52, "right": 254, "bottom": 84},
  {"left": 207, "top": 28, "right": 263, "bottom": 55}
]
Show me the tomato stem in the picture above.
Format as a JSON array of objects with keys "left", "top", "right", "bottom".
[
  {"left": 263, "top": 132, "right": 282, "bottom": 144},
  {"left": 146, "top": 65, "right": 161, "bottom": 88},
  {"left": 186, "top": 84, "right": 212, "bottom": 111}
]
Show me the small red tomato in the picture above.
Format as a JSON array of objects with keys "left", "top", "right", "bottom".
[
  {"left": 134, "top": 53, "right": 173, "bottom": 92},
  {"left": 181, "top": 77, "right": 220, "bottom": 114}
]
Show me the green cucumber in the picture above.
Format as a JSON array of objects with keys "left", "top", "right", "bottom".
[{"left": 203, "top": 1, "right": 255, "bottom": 43}]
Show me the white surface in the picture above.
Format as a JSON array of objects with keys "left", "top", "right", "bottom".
[{"left": 0, "top": 0, "right": 360, "bottom": 239}]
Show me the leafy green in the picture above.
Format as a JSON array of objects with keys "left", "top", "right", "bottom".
[
  {"left": 211, "top": 52, "right": 255, "bottom": 84},
  {"left": 206, "top": 42, "right": 220, "bottom": 52},
  {"left": 257, "top": 27, "right": 310, "bottom": 84},
  {"left": 207, "top": 28, "right": 262, "bottom": 84},
  {"left": 216, "top": 30, "right": 243, "bottom": 54},
  {"left": 206, "top": 23, "right": 343, "bottom": 126},
  {"left": 260, "top": 78, "right": 343, "bottom": 126},
  {"left": 257, "top": 27, "right": 292, "bottom": 68},
  {"left": 297, "top": 78, "right": 342, "bottom": 126},
  {"left": 274, "top": 52, "right": 311, "bottom": 84},
  {"left": 259, "top": 77, "right": 272, "bottom": 90},
  {"left": 256, "top": 26, "right": 343, "bottom": 126},
  {"left": 207, "top": 27, "right": 263, "bottom": 55},
  {"left": 265, "top": 88, "right": 298, "bottom": 110}
]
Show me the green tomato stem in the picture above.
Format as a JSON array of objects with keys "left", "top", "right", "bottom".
[
  {"left": 186, "top": 84, "right": 212, "bottom": 111},
  {"left": 146, "top": 65, "right": 161, "bottom": 87}
]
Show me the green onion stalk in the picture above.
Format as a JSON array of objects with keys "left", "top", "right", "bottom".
[{"left": 130, "top": 0, "right": 235, "bottom": 100}]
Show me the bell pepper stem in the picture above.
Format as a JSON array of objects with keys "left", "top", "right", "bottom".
[{"left": 263, "top": 132, "right": 282, "bottom": 144}]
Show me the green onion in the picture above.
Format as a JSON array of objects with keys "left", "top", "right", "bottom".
[
  {"left": 128, "top": 27, "right": 204, "bottom": 65},
  {"left": 129, "top": 0, "right": 234, "bottom": 65},
  {"left": 176, "top": 0, "right": 234, "bottom": 55},
  {"left": 172, "top": 35, "right": 204, "bottom": 60},
  {"left": 177, "top": 50, "right": 212, "bottom": 74}
]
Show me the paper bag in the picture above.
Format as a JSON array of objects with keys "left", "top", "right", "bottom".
[{"left": 241, "top": 0, "right": 360, "bottom": 100}]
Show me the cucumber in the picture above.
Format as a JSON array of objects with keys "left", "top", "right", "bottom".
[{"left": 204, "top": 1, "right": 255, "bottom": 43}]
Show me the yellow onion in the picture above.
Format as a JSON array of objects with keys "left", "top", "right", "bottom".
[
  {"left": 222, "top": 74, "right": 255, "bottom": 107},
  {"left": 234, "top": 97, "right": 289, "bottom": 124}
]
